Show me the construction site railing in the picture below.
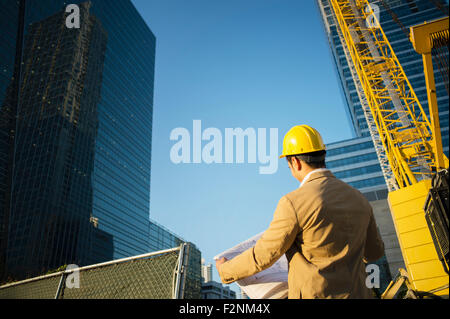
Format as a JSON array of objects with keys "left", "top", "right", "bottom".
[{"left": 0, "top": 243, "right": 192, "bottom": 299}]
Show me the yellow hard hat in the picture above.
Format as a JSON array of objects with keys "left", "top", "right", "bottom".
[{"left": 279, "top": 125, "right": 326, "bottom": 158}]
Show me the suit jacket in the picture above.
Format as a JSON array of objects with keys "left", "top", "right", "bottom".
[{"left": 218, "top": 170, "right": 385, "bottom": 299}]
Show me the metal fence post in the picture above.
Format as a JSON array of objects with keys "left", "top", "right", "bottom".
[
  {"left": 173, "top": 243, "right": 187, "bottom": 299},
  {"left": 54, "top": 273, "right": 66, "bottom": 299}
]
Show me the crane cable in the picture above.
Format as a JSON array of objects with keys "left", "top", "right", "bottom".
[
  {"left": 378, "top": 0, "right": 410, "bottom": 38},
  {"left": 431, "top": 32, "right": 450, "bottom": 95},
  {"left": 426, "top": 0, "right": 450, "bottom": 96},
  {"left": 427, "top": 0, "right": 450, "bottom": 16},
  {"left": 378, "top": 0, "right": 449, "bottom": 95}
]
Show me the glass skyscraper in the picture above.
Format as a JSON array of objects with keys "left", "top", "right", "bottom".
[
  {"left": 149, "top": 219, "right": 186, "bottom": 252},
  {"left": 0, "top": 0, "right": 155, "bottom": 281},
  {"left": 326, "top": 136, "right": 388, "bottom": 200}
]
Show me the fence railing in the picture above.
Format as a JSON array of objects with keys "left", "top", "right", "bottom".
[{"left": 0, "top": 243, "right": 192, "bottom": 299}]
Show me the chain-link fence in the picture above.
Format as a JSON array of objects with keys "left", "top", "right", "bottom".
[{"left": 0, "top": 243, "right": 199, "bottom": 299}]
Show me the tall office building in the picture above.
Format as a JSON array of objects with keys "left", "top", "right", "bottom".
[
  {"left": 148, "top": 219, "right": 185, "bottom": 252},
  {"left": 0, "top": 0, "right": 155, "bottom": 281},
  {"left": 201, "top": 259, "right": 213, "bottom": 283},
  {"left": 1, "top": 2, "right": 108, "bottom": 279},
  {"left": 326, "top": 136, "right": 388, "bottom": 200},
  {"left": 317, "top": 0, "right": 449, "bottom": 281}
]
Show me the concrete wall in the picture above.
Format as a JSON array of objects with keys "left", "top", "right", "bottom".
[{"left": 369, "top": 199, "right": 405, "bottom": 277}]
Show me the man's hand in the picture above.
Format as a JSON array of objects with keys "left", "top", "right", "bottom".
[{"left": 215, "top": 257, "right": 227, "bottom": 271}]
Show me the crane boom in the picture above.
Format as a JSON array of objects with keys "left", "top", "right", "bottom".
[
  {"left": 329, "top": 0, "right": 448, "bottom": 189},
  {"left": 327, "top": 0, "right": 398, "bottom": 192}
]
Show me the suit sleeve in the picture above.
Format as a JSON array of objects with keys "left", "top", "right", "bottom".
[
  {"left": 218, "top": 196, "right": 300, "bottom": 284},
  {"left": 363, "top": 206, "right": 385, "bottom": 263}
]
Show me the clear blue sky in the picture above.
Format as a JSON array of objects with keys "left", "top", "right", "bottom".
[{"left": 131, "top": 0, "right": 354, "bottom": 290}]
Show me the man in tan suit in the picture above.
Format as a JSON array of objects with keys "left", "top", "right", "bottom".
[{"left": 216, "top": 125, "right": 385, "bottom": 299}]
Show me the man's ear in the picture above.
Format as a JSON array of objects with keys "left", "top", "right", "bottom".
[{"left": 292, "top": 156, "right": 302, "bottom": 171}]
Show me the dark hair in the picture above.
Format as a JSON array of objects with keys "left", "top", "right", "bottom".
[{"left": 286, "top": 150, "right": 326, "bottom": 169}]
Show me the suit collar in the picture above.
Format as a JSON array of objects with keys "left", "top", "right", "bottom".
[{"left": 300, "top": 169, "right": 334, "bottom": 187}]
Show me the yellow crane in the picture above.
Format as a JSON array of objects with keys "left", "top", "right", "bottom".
[{"left": 329, "top": 0, "right": 449, "bottom": 298}]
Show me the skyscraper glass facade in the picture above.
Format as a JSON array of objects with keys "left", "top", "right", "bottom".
[
  {"left": 149, "top": 219, "right": 185, "bottom": 252},
  {"left": 0, "top": 0, "right": 155, "bottom": 281},
  {"left": 326, "top": 136, "right": 389, "bottom": 200}
]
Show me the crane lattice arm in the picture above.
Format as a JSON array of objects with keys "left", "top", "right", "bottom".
[{"left": 329, "top": 0, "right": 448, "bottom": 189}]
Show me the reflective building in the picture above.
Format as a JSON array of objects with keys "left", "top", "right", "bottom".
[
  {"left": 3, "top": 2, "right": 107, "bottom": 278},
  {"left": 326, "top": 136, "right": 388, "bottom": 201},
  {"left": 0, "top": 0, "right": 155, "bottom": 281},
  {"left": 149, "top": 219, "right": 185, "bottom": 252}
]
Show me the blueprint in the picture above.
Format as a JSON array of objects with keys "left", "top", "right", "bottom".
[{"left": 214, "top": 232, "right": 289, "bottom": 299}]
